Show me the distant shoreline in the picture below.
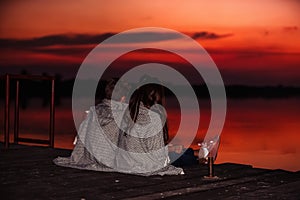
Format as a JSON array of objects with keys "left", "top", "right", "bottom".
[{"left": 1, "top": 78, "right": 300, "bottom": 100}]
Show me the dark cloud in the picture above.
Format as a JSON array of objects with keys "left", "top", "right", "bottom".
[
  {"left": 192, "top": 32, "right": 233, "bottom": 40},
  {"left": 0, "top": 31, "right": 184, "bottom": 48},
  {"left": 29, "top": 46, "right": 94, "bottom": 57},
  {"left": 0, "top": 31, "right": 233, "bottom": 49},
  {"left": 104, "top": 31, "right": 183, "bottom": 44},
  {"left": 283, "top": 26, "right": 298, "bottom": 31},
  {"left": 0, "top": 33, "right": 115, "bottom": 49}
]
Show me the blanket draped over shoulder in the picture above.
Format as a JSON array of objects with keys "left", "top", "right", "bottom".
[{"left": 53, "top": 99, "right": 183, "bottom": 176}]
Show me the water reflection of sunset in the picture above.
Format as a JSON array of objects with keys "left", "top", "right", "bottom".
[{"left": 1, "top": 97, "right": 299, "bottom": 172}]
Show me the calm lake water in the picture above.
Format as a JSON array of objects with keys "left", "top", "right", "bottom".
[{"left": 1, "top": 97, "right": 299, "bottom": 172}]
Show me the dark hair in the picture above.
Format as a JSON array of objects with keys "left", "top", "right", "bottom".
[
  {"left": 128, "top": 83, "right": 169, "bottom": 144},
  {"left": 105, "top": 78, "right": 118, "bottom": 99},
  {"left": 104, "top": 78, "right": 130, "bottom": 101}
]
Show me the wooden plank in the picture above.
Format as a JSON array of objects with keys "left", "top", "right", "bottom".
[
  {"left": 238, "top": 180, "right": 300, "bottom": 199},
  {"left": 163, "top": 172, "right": 300, "bottom": 200},
  {"left": 1, "top": 144, "right": 299, "bottom": 200}
]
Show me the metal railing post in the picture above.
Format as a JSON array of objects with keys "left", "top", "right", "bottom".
[
  {"left": 2, "top": 74, "right": 56, "bottom": 149},
  {"left": 50, "top": 78, "right": 55, "bottom": 148},
  {"left": 14, "top": 80, "right": 20, "bottom": 144},
  {"left": 4, "top": 74, "right": 10, "bottom": 149}
]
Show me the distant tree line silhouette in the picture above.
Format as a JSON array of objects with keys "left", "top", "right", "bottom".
[{"left": 1, "top": 72, "right": 300, "bottom": 109}]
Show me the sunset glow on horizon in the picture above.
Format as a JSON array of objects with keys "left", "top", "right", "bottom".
[
  {"left": 1, "top": 0, "right": 299, "bottom": 38},
  {"left": 1, "top": 0, "right": 299, "bottom": 86}
]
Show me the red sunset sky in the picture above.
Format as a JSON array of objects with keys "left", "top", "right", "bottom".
[{"left": 0, "top": 0, "right": 300, "bottom": 86}]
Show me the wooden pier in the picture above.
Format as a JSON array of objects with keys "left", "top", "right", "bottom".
[{"left": 1, "top": 144, "right": 299, "bottom": 199}]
